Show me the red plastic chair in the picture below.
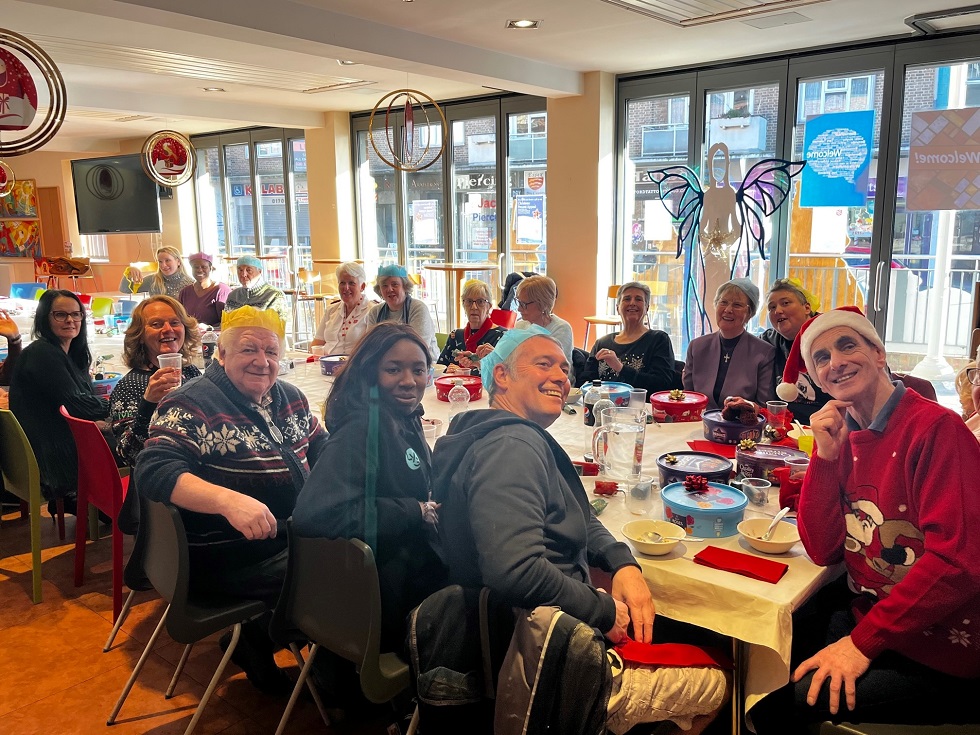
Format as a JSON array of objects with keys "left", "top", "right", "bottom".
[
  {"left": 490, "top": 308, "right": 517, "bottom": 329},
  {"left": 59, "top": 406, "right": 129, "bottom": 621}
]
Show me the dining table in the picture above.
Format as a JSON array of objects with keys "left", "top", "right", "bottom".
[{"left": 278, "top": 360, "right": 839, "bottom": 733}]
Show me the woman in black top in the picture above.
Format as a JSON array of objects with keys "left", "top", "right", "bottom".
[{"left": 10, "top": 290, "right": 109, "bottom": 511}]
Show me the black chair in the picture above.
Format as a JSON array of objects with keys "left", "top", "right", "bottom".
[
  {"left": 107, "top": 501, "right": 267, "bottom": 734},
  {"left": 270, "top": 521, "right": 418, "bottom": 735}
]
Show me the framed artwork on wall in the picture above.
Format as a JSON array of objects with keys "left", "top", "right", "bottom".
[{"left": 0, "top": 179, "right": 42, "bottom": 257}]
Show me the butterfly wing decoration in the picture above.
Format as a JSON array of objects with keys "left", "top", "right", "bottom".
[
  {"left": 732, "top": 158, "right": 806, "bottom": 277},
  {"left": 647, "top": 166, "right": 710, "bottom": 344}
]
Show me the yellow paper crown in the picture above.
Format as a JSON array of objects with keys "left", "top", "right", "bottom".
[
  {"left": 786, "top": 277, "right": 820, "bottom": 313},
  {"left": 220, "top": 305, "right": 286, "bottom": 339}
]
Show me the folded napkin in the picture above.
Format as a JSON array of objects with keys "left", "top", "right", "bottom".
[
  {"left": 615, "top": 637, "right": 733, "bottom": 670},
  {"left": 771, "top": 467, "right": 802, "bottom": 511},
  {"left": 693, "top": 545, "right": 789, "bottom": 584}
]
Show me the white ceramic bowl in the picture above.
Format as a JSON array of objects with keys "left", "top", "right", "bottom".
[
  {"left": 623, "top": 519, "right": 686, "bottom": 556},
  {"left": 787, "top": 427, "right": 811, "bottom": 441},
  {"left": 565, "top": 387, "right": 583, "bottom": 405},
  {"left": 737, "top": 518, "right": 801, "bottom": 554}
]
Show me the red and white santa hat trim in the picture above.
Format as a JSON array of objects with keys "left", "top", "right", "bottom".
[{"left": 775, "top": 305, "right": 884, "bottom": 401}]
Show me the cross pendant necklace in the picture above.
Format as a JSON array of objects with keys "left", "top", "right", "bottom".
[{"left": 723, "top": 352, "right": 731, "bottom": 363}]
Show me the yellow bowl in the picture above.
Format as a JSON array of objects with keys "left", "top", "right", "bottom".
[
  {"left": 737, "top": 518, "right": 800, "bottom": 554},
  {"left": 623, "top": 519, "right": 686, "bottom": 556}
]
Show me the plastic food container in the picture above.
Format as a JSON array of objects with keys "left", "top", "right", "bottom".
[
  {"left": 434, "top": 375, "right": 483, "bottom": 402},
  {"left": 661, "top": 481, "right": 747, "bottom": 538},
  {"left": 92, "top": 371, "right": 123, "bottom": 398},
  {"left": 649, "top": 390, "right": 708, "bottom": 422},
  {"left": 702, "top": 410, "right": 766, "bottom": 444},
  {"left": 319, "top": 354, "right": 348, "bottom": 376},
  {"left": 656, "top": 450, "right": 733, "bottom": 488},
  {"left": 588, "top": 381, "right": 632, "bottom": 407},
  {"left": 736, "top": 444, "right": 809, "bottom": 484}
]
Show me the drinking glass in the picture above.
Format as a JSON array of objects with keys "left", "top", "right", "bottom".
[
  {"left": 625, "top": 474, "right": 656, "bottom": 515},
  {"left": 740, "top": 477, "right": 772, "bottom": 506},
  {"left": 785, "top": 457, "right": 810, "bottom": 481}
]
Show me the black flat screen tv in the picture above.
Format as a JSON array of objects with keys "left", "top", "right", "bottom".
[{"left": 71, "top": 154, "right": 162, "bottom": 235}]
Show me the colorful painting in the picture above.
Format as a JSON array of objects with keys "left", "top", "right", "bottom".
[
  {"left": 0, "top": 218, "right": 40, "bottom": 256},
  {"left": 0, "top": 177, "right": 37, "bottom": 217}
]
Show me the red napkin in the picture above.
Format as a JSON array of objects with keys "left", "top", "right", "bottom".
[
  {"left": 687, "top": 440, "right": 737, "bottom": 458},
  {"left": 693, "top": 545, "right": 789, "bottom": 584},
  {"left": 615, "top": 637, "right": 733, "bottom": 670}
]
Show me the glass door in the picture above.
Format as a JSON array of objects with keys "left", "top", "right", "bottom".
[
  {"left": 354, "top": 127, "right": 398, "bottom": 276},
  {"left": 222, "top": 140, "right": 255, "bottom": 263},
  {"left": 505, "top": 105, "right": 548, "bottom": 275},
  {"left": 195, "top": 145, "right": 224, "bottom": 258},
  {"left": 784, "top": 55, "right": 889, "bottom": 329},
  {"left": 884, "top": 41, "right": 980, "bottom": 377}
]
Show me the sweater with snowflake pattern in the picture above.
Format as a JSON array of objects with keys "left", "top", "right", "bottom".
[
  {"left": 799, "top": 386, "right": 980, "bottom": 678},
  {"left": 135, "top": 360, "right": 327, "bottom": 573}
]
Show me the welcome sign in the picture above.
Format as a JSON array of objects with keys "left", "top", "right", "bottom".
[
  {"left": 800, "top": 110, "right": 875, "bottom": 207},
  {"left": 906, "top": 107, "right": 980, "bottom": 211}
]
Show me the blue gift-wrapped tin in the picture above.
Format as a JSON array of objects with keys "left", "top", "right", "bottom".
[{"left": 661, "top": 481, "right": 747, "bottom": 538}]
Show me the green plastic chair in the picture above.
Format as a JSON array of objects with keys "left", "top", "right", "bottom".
[
  {"left": 0, "top": 408, "right": 43, "bottom": 603},
  {"left": 436, "top": 332, "right": 449, "bottom": 350},
  {"left": 91, "top": 297, "right": 115, "bottom": 333}
]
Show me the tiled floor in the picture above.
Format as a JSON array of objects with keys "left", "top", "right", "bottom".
[{"left": 0, "top": 503, "right": 398, "bottom": 735}]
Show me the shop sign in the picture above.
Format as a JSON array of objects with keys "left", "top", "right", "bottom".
[{"left": 907, "top": 107, "right": 980, "bottom": 211}]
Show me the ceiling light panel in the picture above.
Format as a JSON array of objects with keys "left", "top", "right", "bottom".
[
  {"left": 597, "top": 0, "right": 829, "bottom": 27},
  {"left": 30, "top": 34, "right": 374, "bottom": 94}
]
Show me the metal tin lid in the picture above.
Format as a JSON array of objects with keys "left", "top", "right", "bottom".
[
  {"left": 656, "top": 451, "right": 732, "bottom": 474},
  {"left": 661, "top": 481, "right": 747, "bottom": 513},
  {"left": 651, "top": 390, "right": 708, "bottom": 406},
  {"left": 736, "top": 444, "right": 808, "bottom": 463}
]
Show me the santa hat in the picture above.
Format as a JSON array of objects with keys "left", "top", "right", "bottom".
[{"left": 776, "top": 306, "right": 884, "bottom": 401}]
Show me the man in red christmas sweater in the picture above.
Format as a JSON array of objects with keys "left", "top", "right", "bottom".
[{"left": 753, "top": 306, "right": 980, "bottom": 733}]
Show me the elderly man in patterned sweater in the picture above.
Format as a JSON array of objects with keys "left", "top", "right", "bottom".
[
  {"left": 136, "top": 306, "right": 327, "bottom": 695},
  {"left": 753, "top": 307, "right": 980, "bottom": 733}
]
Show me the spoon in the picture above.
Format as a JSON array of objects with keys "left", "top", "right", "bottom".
[
  {"left": 792, "top": 421, "right": 809, "bottom": 436},
  {"left": 761, "top": 507, "right": 791, "bottom": 541}
]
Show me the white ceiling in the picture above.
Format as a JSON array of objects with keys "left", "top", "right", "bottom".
[{"left": 0, "top": 0, "right": 975, "bottom": 152}]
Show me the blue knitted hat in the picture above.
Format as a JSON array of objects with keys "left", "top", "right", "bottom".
[
  {"left": 480, "top": 324, "right": 551, "bottom": 392},
  {"left": 377, "top": 263, "right": 408, "bottom": 279},
  {"left": 237, "top": 254, "right": 262, "bottom": 270}
]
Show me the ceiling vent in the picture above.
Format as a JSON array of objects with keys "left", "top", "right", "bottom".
[{"left": 597, "top": 0, "right": 828, "bottom": 27}]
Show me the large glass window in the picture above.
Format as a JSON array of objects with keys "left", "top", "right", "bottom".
[
  {"left": 886, "top": 56, "right": 980, "bottom": 370},
  {"left": 621, "top": 90, "right": 692, "bottom": 340},
  {"left": 351, "top": 95, "right": 547, "bottom": 327},
  {"left": 192, "top": 127, "right": 305, "bottom": 287},
  {"left": 785, "top": 68, "right": 885, "bottom": 328}
]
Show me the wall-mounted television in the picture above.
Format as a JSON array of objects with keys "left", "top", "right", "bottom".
[{"left": 70, "top": 154, "right": 162, "bottom": 235}]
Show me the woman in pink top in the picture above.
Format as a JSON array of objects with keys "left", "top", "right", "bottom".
[{"left": 177, "top": 252, "right": 230, "bottom": 327}]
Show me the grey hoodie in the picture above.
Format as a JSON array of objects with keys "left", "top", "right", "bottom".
[{"left": 432, "top": 409, "right": 639, "bottom": 633}]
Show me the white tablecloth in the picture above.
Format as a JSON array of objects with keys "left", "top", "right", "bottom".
[{"left": 280, "top": 361, "right": 839, "bottom": 715}]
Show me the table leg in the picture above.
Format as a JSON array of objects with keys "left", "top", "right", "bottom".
[{"left": 732, "top": 638, "right": 745, "bottom": 735}]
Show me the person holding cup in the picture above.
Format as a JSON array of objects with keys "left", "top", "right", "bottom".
[
  {"left": 110, "top": 295, "right": 201, "bottom": 466},
  {"left": 437, "top": 279, "right": 505, "bottom": 375}
]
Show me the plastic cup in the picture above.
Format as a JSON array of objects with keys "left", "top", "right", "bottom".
[
  {"left": 741, "top": 477, "right": 772, "bottom": 506},
  {"left": 766, "top": 400, "right": 788, "bottom": 430},
  {"left": 796, "top": 435, "right": 814, "bottom": 457},
  {"left": 629, "top": 388, "right": 647, "bottom": 408},
  {"left": 785, "top": 457, "right": 810, "bottom": 482},
  {"left": 625, "top": 474, "right": 656, "bottom": 515},
  {"left": 311, "top": 345, "right": 325, "bottom": 357},
  {"left": 157, "top": 353, "right": 182, "bottom": 384}
]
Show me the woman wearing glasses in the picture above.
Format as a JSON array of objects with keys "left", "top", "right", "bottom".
[
  {"left": 513, "top": 275, "right": 574, "bottom": 365},
  {"left": 436, "top": 279, "right": 505, "bottom": 374},
  {"left": 9, "top": 290, "right": 109, "bottom": 516},
  {"left": 955, "top": 345, "right": 980, "bottom": 441},
  {"left": 682, "top": 278, "right": 775, "bottom": 410}
]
